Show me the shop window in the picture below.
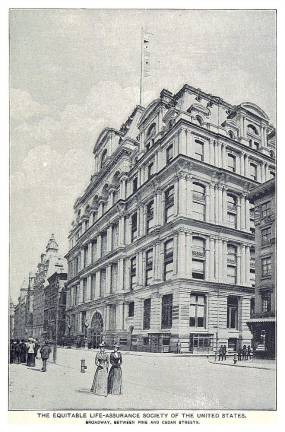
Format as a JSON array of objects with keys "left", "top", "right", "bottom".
[{"left": 190, "top": 294, "right": 206, "bottom": 328}]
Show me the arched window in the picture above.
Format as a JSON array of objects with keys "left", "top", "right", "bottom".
[
  {"left": 247, "top": 124, "right": 259, "bottom": 136},
  {"left": 101, "top": 149, "right": 108, "bottom": 168},
  {"left": 228, "top": 130, "right": 235, "bottom": 139},
  {"left": 227, "top": 194, "right": 237, "bottom": 228},
  {"left": 192, "top": 183, "right": 206, "bottom": 221},
  {"left": 192, "top": 237, "right": 205, "bottom": 280}
]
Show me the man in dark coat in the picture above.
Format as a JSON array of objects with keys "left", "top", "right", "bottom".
[
  {"left": 238, "top": 347, "right": 242, "bottom": 361},
  {"left": 20, "top": 339, "right": 27, "bottom": 363},
  {"left": 222, "top": 344, "right": 227, "bottom": 361},
  {"left": 10, "top": 340, "right": 15, "bottom": 363},
  {"left": 14, "top": 340, "right": 21, "bottom": 364},
  {"left": 40, "top": 341, "right": 51, "bottom": 372}
]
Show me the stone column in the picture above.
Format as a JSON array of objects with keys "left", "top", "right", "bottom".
[
  {"left": 106, "top": 265, "right": 111, "bottom": 295},
  {"left": 137, "top": 251, "right": 143, "bottom": 287},
  {"left": 95, "top": 270, "right": 101, "bottom": 299},
  {"left": 245, "top": 246, "right": 251, "bottom": 286},
  {"left": 105, "top": 305, "right": 110, "bottom": 331},
  {"left": 240, "top": 152, "right": 244, "bottom": 176},
  {"left": 174, "top": 177, "right": 179, "bottom": 217},
  {"left": 97, "top": 235, "right": 102, "bottom": 259},
  {"left": 215, "top": 185, "right": 220, "bottom": 225},
  {"left": 178, "top": 172, "right": 187, "bottom": 217},
  {"left": 205, "top": 185, "right": 210, "bottom": 223},
  {"left": 173, "top": 232, "right": 179, "bottom": 275},
  {"left": 236, "top": 196, "right": 241, "bottom": 230},
  {"left": 80, "top": 249, "right": 84, "bottom": 270},
  {"left": 88, "top": 242, "right": 92, "bottom": 266},
  {"left": 237, "top": 247, "right": 241, "bottom": 285},
  {"left": 87, "top": 275, "right": 92, "bottom": 301},
  {"left": 240, "top": 195, "right": 246, "bottom": 230},
  {"left": 107, "top": 226, "right": 112, "bottom": 252},
  {"left": 117, "top": 258, "right": 124, "bottom": 292},
  {"left": 186, "top": 176, "right": 193, "bottom": 218},
  {"left": 223, "top": 240, "right": 228, "bottom": 283},
  {"left": 240, "top": 245, "right": 246, "bottom": 285},
  {"left": 155, "top": 189, "right": 162, "bottom": 226},
  {"left": 209, "top": 183, "right": 215, "bottom": 223},
  {"left": 222, "top": 186, "right": 228, "bottom": 226},
  {"left": 125, "top": 259, "right": 130, "bottom": 291},
  {"left": 245, "top": 198, "right": 250, "bottom": 231},
  {"left": 209, "top": 237, "right": 215, "bottom": 281},
  {"left": 79, "top": 279, "right": 84, "bottom": 304},
  {"left": 217, "top": 239, "right": 223, "bottom": 283},
  {"left": 179, "top": 128, "right": 187, "bottom": 155},
  {"left": 116, "top": 302, "right": 124, "bottom": 331},
  {"left": 120, "top": 175, "right": 128, "bottom": 200},
  {"left": 244, "top": 154, "right": 248, "bottom": 177},
  {"left": 177, "top": 229, "right": 186, "bottom": 278}
]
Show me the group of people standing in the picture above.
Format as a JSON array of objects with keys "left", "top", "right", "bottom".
[
  {"left": 218, "top": 345, "right": 227, "bottom": 361},
  {"left": 238, "top": 345, "right": 253, "bottom": 361},
  {"left": 90, "top": 342, "right": 122, "bottom": 397},
  {"left": 10, "top": 338, "right": 52, "bottom": 372}
]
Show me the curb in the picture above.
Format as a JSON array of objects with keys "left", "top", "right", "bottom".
[{"left": 208, "top": 360, "right": 275, "bottom": 371}]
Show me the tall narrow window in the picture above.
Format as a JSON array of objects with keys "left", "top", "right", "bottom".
[
  {"left": 145, "top": 249, "right": 154, "bottom": 286},
  {"left": 250, "top": 163, "right": 257, "bottom": 181},
  {"left": 227, "top": 244, "right": 237, "bottom": 284},
  {"left": 190, "top": 294, "right": 206, "bottom": 328},
  {"left": 192, "top": 183, "right": 206, "bottom": 221},
  {"left": 146, "top": 200, "right": 154, "bottom": 233},
  {"left": 227, "top": 296, "right": 239, "bottom": 329},
  {"left": 227, "top": 194, "right": 237, "bottom": 229},
  {"left": 227, "top": 154, "right": 236, "bottom": 172},
  {"left": 100, "top": 269, "right": 106, "bottom": 297},
  {"left": 91, "top": 274, "right": 96, "bottom": 300},
  {"left": 112, "top": 223, "right": 119, "bottom": 250},
  {"left": 111, "top": 263, "right": 118, "bottom": 293},
  {"left": 161, "top": 294, "right": 173, "bottom": 329},
  {"left": 164, "top": 185, "right": 175, "bottom": 223},
  {"left": 101, "top": 149, "right": 107, "bottom": 168},
  {"left": 166, "top": 143, "right": 174, "bottom": 163},
  {"left": 194, "top": 139, "right": 204, "bottom": 161},
  {"left": 192, "top": 237, "right": 205, "bottom": 280},
  {"left": 131, "top": 212, "right": 138, "bottom": 241},
  {"left": 147, "top": 160, "right": 154, "bottom": 179},
  {"left": 130, "top": 257, "right": 137, "bottom": 290},
  {"left": 164, "top": 239, "right": 174, "bottom": 280},
  {"left": 261, "top": 201, "right": 271, "bottom": 218},
  {"left": 133, "top": 176, "right": 138, "bottom": 193},
  {"left": 83, "top": 278, "right": 87, "bottom": 303},
  {"left": 143, "top": 298, "right": 151, "bottom": 330},
  {"left": 261, "top": 291, "right": 271, "bottom": 313},
  {"left": 101, "top": 231, "right": 107, "bottom": 256},
  {"left": 83, "top": 245, "right": 88, "bottom": 267},
  {"left": 128, "top": 302, "right": 134, "bottom": 317},
  {"left": 261, "top": 256, "right": 272, "bottom": 277},
  {"left": 91, "top": 240, "right": 97, "bottom": 263}
]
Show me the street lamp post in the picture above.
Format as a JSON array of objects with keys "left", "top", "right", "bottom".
[{"left": 84, "top": 320, "right": 89, "bottom": 349}]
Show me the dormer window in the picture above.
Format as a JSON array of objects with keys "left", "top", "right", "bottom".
[
  {"left": 247, "top": 124, "right": 259, "bottom": 136},
  {"left": 147, "top": 123, "right": 156, "bottom": 139}
]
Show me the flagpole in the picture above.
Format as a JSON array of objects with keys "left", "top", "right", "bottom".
[{"left": 139, "top": 26, "right": 143, "bottom": 106}]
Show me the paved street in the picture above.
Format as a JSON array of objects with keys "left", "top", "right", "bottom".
[{"left": 9, "top": 348, "right": 276, "bottom": 411}]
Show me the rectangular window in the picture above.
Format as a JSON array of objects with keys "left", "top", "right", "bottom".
[
  {"left": 143, "top": 298, "right": 151, "bottom": 330},
  {"left": 101, "top": 231, "right": 107, "bottom": 256},
  {"left": 148, "top": 160, "right": 154, "bottom": 179},
  {"left": 145, "top": 249, "right": 154, "bottom": 286},
  {"left": 164, "top": 186, "right": 175, "bottom": 223},
  {"left": 131, "top": 213, "right": 138, "bottom": 241},
  {"left": 250, "top": 163, "right": 257, "bottom": 181},
  {"left": 111, "top": 263, "right": 118, "bottom": 293},
  {"left": 192, "top": 259, "right": 205, "bottom": 279},
  {"left": 227, "top": 154, "right": 236, "bottom": 172},
  {"left": 261, "top": 256, "right": 272, "bottom": 277},
  {"left": 100, "top": 269, "right": 106, "bottom": 296},
  {"left": 128, "top": 302, "right": 134, "bottom": 317},
  {"left": 261, "top": 227, "right": 271, "bottom": 245},
  {"left": 192, "top": 202, "right": 205, "bottom": 221},
  {"left": 261, "top": 291, "right": 271, "bottom": 313},
  {"left": 146, "top": 200, "right": 154, "bottom": 233},
  {"left": 227, "top": 265, "right": 237, "bottom": 284},
  {"left": 91, "top": 274, "right": 96, "bottom": 300},
  {"left": 227, "top": 296, "right": 239, "bottom": 329},
  {"left": 189, "top": 294, "right": 206, "bottom": 328},
  {"left": 133, "top": 177, "right": 138, "bottom": 193},
  {"left": 112, "top": 223, "right": 119, "bottom": 250},
  {"left": 130, "top": 257, "right": 137, "bottom": 289},
  {"left": 166, "top": 143, "right": 174, "bottom": 163},
  {"left": 161, "top": 294, "right": 173, "bottom": 329},
  {"left": 82, "top": 278, "right": 87, "bottom": 302},
  {"left": 164, "top": 239, "right": 174, "bottom": 280},
  {"left": 194, "top": 140, "right": 204, "bottom": 161},
  {"left": 261, "top": 201, "right": 271, "bottom": 218},
  {"left": 91, "top": 240, "right": 97, "bottom": 264}
]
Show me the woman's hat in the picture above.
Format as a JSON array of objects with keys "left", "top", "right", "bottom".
[{"left": 99, "top": 341, "right": 105, "bottom": 347}]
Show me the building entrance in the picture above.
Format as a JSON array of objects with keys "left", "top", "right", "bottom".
[{"left": 90, "top": 312, "right": 103, "bottom": 348}]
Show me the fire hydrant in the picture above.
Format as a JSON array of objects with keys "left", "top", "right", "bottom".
[
  {"left": 81, "top": 359, "right": 87, "bottom": 373},
  {"left": 233, "top": 353, "right": 237, "bottom": 365}
]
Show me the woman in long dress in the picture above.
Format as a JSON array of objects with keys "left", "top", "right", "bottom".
[
  {"left": 108, "top": 343, "right": 122, "bottom": 395},
  {"left": 90, "top": 342, "right": 109, "bottom": 396}
]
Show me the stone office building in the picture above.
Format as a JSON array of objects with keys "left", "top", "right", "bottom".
[
  {"left": 247, "top": 179, "right": 276, "bottom": 358},
  {"left": 65, "top": 84, "right": 276, "bottom": 353}
]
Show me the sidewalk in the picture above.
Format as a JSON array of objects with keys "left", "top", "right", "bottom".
[{"left": 209, "top": 358, "right": 276, "bottom": 370}]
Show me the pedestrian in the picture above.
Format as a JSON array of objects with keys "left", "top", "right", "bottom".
[
  {"left": 26, "top": 338, "right": 36, "bottom": 366},
  {"left": 222, "top": 344, "right": 227, "bottom": 361},
  {"left": 9, "top": 339, "right": 15, "bottom": 363},
  {"left": 247, "top": 345, "right": 252, "bottom": 360},
  {"left": 20, "top": 339, "right": 27, "bottom": 363},
  {"left": 40, "top": 340, "right": 51, "bottom": 372},
  {"left": 218, "top": 345, "right": 223, "bottom": 361},
  {"left": 14, "top": 340, "right": 21, "bottom": 364},
  {"left": 90, "top": 342, "right": 109, "bottom": 397},
  {"left": 238, "top": 347, "right": 242, "bottom": 361},
  {"left": 108, "top": 343, "right": 122, "bottom": 395},
  {"left": 176, "top": 339, "right": 182, "bottom": 354},
  {"left": 242, "top": 344, "right": 247, "bottom": 360},
  {"left": 34, "top": 339, "right": 40, "bottom": 358}
]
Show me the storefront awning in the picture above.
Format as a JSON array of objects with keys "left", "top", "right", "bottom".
[{"left": 247, "top": 317, "right": 275, "bottom": 324}]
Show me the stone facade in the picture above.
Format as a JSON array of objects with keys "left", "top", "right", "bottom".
[
  {"left": 43, "top": 271, "right": 67, "bottom": 344},
  {"left": 13, "top": 274, "right": 34, "bottom": 340},
  {"left": 247, "top": 179, "right": 276, "bottom": 357},
  {"left": 32, "top": 234, "right": 65, "bottom": 339},
  {"left": 65, "top": 84, "right": 276, "bottom": 353}
]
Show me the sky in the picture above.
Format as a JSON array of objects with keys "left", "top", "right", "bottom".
[{"left": 9, "top": 9, "right": 276, "bottom": 303}]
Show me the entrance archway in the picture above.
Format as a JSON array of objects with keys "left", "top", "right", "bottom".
[{"left": 90, "top": 312, "right": 103, "bottom": 348}]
